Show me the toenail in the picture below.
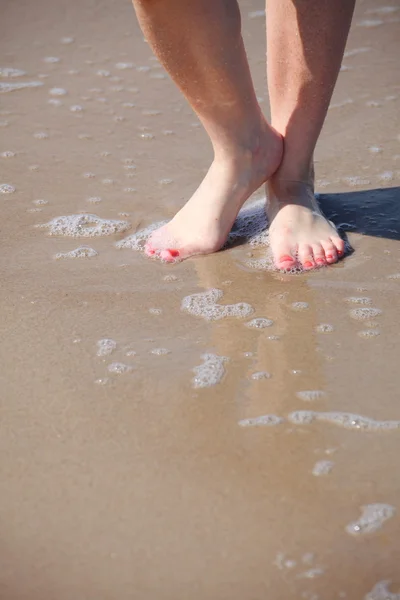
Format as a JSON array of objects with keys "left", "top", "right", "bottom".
[
  {"left": 303, "top": 261, "right": 314, "bottom": 268},
  {"left": 316, "top": 258, "right": 326, "bottom": 264},
  {"left": 337, "top": 250, "right": 344, "bottom": 256},
  {"left": 280, "top": 255, "right": 295, "bottom": 263},
  {"left": 326, "top": 254, "right": 334, "bottom": 259},
  {"left": 167, "top": 249, "right": 180, "bottom": 258}
]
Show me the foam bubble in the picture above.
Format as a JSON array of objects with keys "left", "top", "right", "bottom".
[
  {"left": 239, "top": 414, "right": 285, "bottom": 427},
  {"left": 316, "top": 324, "right": 334, "bottom": 333},
  {"left": 292, "top": 302, "right": 309, "bottom": 311},
  {"left": 149, "top": 308, "right": 162, "bottom": 315},
  {"left": 288, "top": 411, "right": 400, "bottom": 431},
  {"left": 0, "top": 183, "right": 15, "bottom": 194},
  {"left": 387, "top": 273, "right": 400, "bottom": 280},
  {"left": 0, "top": 67, "right": 27, "bottom": 77},
  {"left": 33, "top": 132, "right": 49, "bottom": 139},
  {"left": 107, "top": 362, "right": 133, "bottom": 374},
  {"left": 0, "top": 81, "right": 43, "bottom": 93},
  {"left": 358, "top": 329, "right": 380, "bottom": 338},
  {"left": 97, "top": 338, "right": 117, "bottom": 357},
  {"left": 86, "top": 197, "right": 102, "bottom": 204},
  {"left": 117, "top": 221, "right": 167, "bottom": 251},
  {"left": 312, "top": 460, "right": 334, "bottom": 476},
  {"left": 346, "top": 504, "right": 395, "bottom": 536},
  {"left": 192, "top": 353, "right": 228, "bottom": 388},
  {"left": 40, "top": 214, "right": 130, "bottom": 237},
  {"left": 181, "top": 288, "right": 254, "bottom": 321},
  {"left": 296, "top": 391, "right": 326, "bottom": 402},
  {"left": 151, "top": 348, "right": 170, "bottom": 356},
  {"left": 297, "top": 568, "right": 325, "bottom": 579},
  {"left": 33, "top": 199, "right": 48, "bottom": 206},
  {"left": 251, "top": 371, "right": 272, "bottom": 380},
  {"left": 365, "top": 581, "right": 400, "bottom": 600},
  {"left": 48, "top": 98, "right": 63, "bottom": 106},
  {"left": 367, "top": 6, "right": 399, "bottom": 14},
  {"left": 55, "top": 246, "right": 98, "bottom": 259},
  {"left": 115, "top": 62, "right": 133, "bottom": 70},
  {"left": 345, "top": 296, "right": 372, "bottom": 304},
  {"left": 61, "top": 37, "right": 74, "bottom": 44},
  {"left": 349, "top": 307, "right": 382, "bottom": 320},
  {"left": 49, "top": 87, "right": 67, "bottom": 96},
  {"left": 0, "top": 151, "right": 16, "bottom": 158},
  {"left": 357, "top": 19, "right": 384, "bottom": 27},
  {"left": 43, "top": 56, "right": 60, "bottom": 63},
  {"left": 70, "top": 104, "right": 83, "bottom": 112},
  {"left": 246, "top": 318, "right": 273, "bottom": 329}
]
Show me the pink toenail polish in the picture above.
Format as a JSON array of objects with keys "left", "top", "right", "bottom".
[
  {"left": 167, "top": 249, "right": 180, "bottom": 258},
  {"left": 280, "top": 255, "right": 294, "bottom": 263},
  {"left": 326, "top": 254, "right": 334, "bottom": 259},
  {"left": 337, "top": 250, "right": 343, "bottom": 256},
  {"left": 304, "top": 261, "right": 313, "bottom": 268},
  {"left": 316, "top": 258, "right": 325, "bottom": 264}
]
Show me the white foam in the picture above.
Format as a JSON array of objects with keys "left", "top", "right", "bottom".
[
  {"left": 312, "top": 460, "right": 334, "bottom": 476},
  {"left": 39, "top": 214, "right": 130, "bottom": 237},
  {"left": 246, "top": 318, "right": 273, "bottom": 329},
  {"left": 357, "top": 19, "right": 384, "bottom": 27},
  {"left": 0, "top": 67, "right": 27, "bottom": 78},
  {"left": 96, "top": 339, "right": 117, "bottom": 357},
  {"left": 239, "top": 414, "right": 285, "bottom": 427},
  {"left": 55, "top": 246, "right": 98, "bottom": 259},
  {"left": 150, "top": 348, "right": 170, "bottom": 355},
  {"left": 192, "top": 353, "right": 228, "bottom": 388},
  {"left": 343, "top": 47, "right": 370, "bottom": 58},
  {"left": 107, "top": 362, "right": 133, "bottom": 374},
  {"left": 346, "top": 504, "right": 395, "bottom": 536},
  {"left": 365, "top": 581, "right": 400, "bottom": 600},
  {"left": 316, "top": 324, "right": 334, "bottom": 333},
  {"left": 0, "top": 183, "right": 15, "bottom": 194},
  {"left": 367, "top": 6, "right": 399, "bottom": 14},
  {"left": 181, "top": 288, "right": 254, "bottom": 321},
  {"left": 251, "top": 371, "right": 272, "bottom": 380},
  {"left": 43, "top": 56, "right": 60, "bottom": 63},
  {"left": 349, "top": 307, "right": 382, "bottom": 320},
  {"left": 345, "top": 296, "right": 372, "bottom": 304},
  {"left": 116, "top": 221, "right": 167, "bottom": 251},
  {"left": 292, "top": 302, "right": 309, "bottom": 311},
  {"left": 358, "top": 329, "right": 380, "bottom": 338},
  {"left": 49, "top": 87, "right": 67, "bottom": 96},
  {"left": 0, "top": 81, "right": 43, "bottom": 93},
  {"left": 296, "top": 391, "right": 326, "bottom": 402},
  {"left": 0, "top": 151, "right": 16, "bottom": 158},
  {"left": 288, "top": 411, "right": 400, "bottom": 431}
]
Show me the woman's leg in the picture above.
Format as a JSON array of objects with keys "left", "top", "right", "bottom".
[
  {"left": 132, "top": 0, "right": 282, "bottom": 261},
  {"left": 266, "top": 0, "right": 355, "bottom": 270}
]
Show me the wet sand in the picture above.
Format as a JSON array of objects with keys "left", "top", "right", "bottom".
[{"left": 1, "top": 0, "right": 400, "bottom": 598}]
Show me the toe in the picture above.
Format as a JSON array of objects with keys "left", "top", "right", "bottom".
[
  {"left": 312, "top": 243, "right": 327, "bottom": 267},
  {"left": 321, "top": 240, "right": 338, "bottom": 264},
  {"left": 331, "top": 235, "right": 346, "bottom": 258},
  {"left": 145, "top": 243, "right": 157, "bottom": 257},
  {"left": 159, "top": 248, "right": 180, "bottom": 262},
  {"left": 298, "top": 244, "right": 316, "bottom": 270},
  {"left": 272, "top": 241, "right": 298, "bottom": 270}
]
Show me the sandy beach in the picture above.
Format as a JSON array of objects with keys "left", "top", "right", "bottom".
[{"left": 1, "top": 0, "right": 400, "bottom": 598}]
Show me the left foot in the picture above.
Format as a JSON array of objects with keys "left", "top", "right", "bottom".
[{"left": 266, "top": 177, "right": 345, "bottom": 271}]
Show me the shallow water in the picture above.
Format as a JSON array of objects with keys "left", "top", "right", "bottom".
[{"left": 1, "top": 0, "right": 400, "bottom": 598}]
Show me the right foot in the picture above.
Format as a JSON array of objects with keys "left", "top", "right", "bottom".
[
  {"left": 266, "top": 177, "right": 346, "bottom": 271},
  {"left": 145, "top": 124, "right": 283, "bottom": 262}
]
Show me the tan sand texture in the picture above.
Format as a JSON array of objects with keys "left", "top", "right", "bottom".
[{"left": 1, "top": 0, "right": 400, "bottom": 598}]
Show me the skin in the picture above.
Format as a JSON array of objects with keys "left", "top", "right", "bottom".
[{"left": 132, "top": 0, "right": 355, "bottom": 270}]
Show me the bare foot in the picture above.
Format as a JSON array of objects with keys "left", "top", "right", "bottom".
[
  {"left": 266, "top": 178, "right": 345, "bottom": 271},
  {"left": 145, "top": 124, "right": 283, "bottom": 262}
]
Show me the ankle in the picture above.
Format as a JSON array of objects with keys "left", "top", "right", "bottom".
[{"left": 271, "top": 158, "right": 314, "bottom": 186}]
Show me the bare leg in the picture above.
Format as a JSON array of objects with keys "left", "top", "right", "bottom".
[
  {"left": 132, "top": 0, "right": 282, "bottom": 261},
  {"left": 266, "top": 0, "right": 355, "bottom": 270}
]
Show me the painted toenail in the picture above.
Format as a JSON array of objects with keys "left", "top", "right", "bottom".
[
  {"left": 303, "top": 261, "right": 313, "bottom": 268},
  {"left": 280, "top": 255, "right": 295, "bottom": 263},
  {"left": 326, "top": 254, "right": 334, "bottom": 259},
  {"left": 337, "top": 250, "right": 343, "bottom": 256},
  {"left": 316, "top": 258, "right": 326, "bottom": 264},
  {"left": 167, "top": 249, "right": 180, "bottom": 258}
]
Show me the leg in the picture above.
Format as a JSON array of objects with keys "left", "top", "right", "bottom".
[
  {"left": 132, "top": 0, "right": 282, "bottom": 261},
  {"left": 266, "top": 0, "right": 355, "bottom": 270}
]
